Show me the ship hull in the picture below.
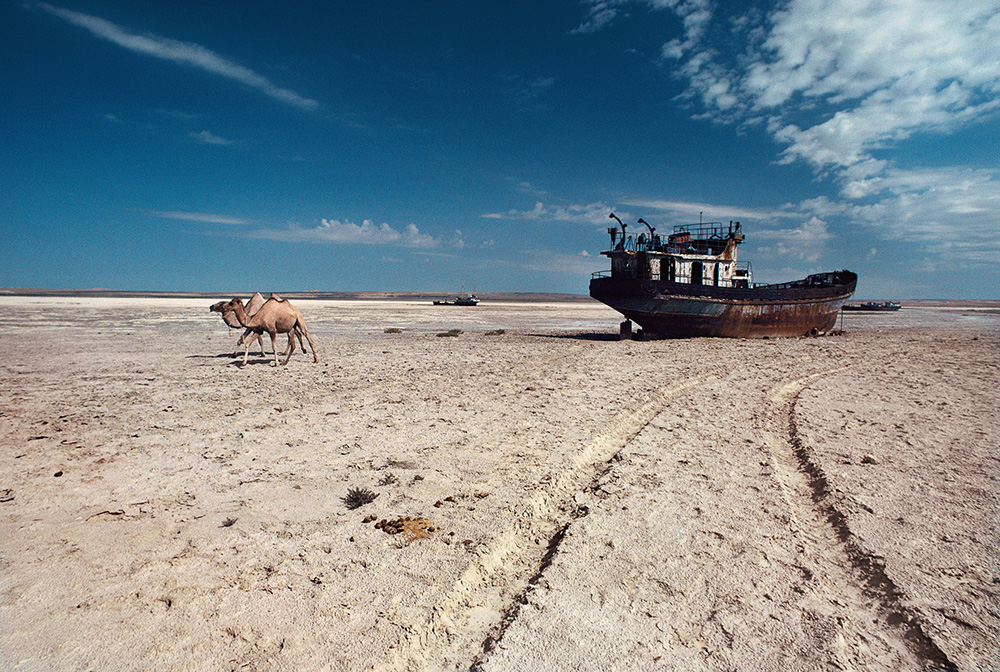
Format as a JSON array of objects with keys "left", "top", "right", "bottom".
[{"left": 590, "top": 271, "right": 857, "bottom": 338}]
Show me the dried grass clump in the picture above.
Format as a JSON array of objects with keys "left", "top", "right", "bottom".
[
  {"left": 384, "top": 328, "right": 403, "bottom": 333},
  {"left": 375, "top": 516, "right": 435, "bottom": 542},
  {"left": 436, "top": 329, "right": 463, "bottom": 338},
  {"left": 485, "top": 329, "right": 505, "bottom": 336},
  {"left": 342, "top": 487, "right": 379, "bottom": 509}
]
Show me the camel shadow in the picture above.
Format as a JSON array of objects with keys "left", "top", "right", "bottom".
[
  {"left": 227, "top": 357, "right": 278, "bottom": 367},
  {"left": 186, "top": 353, "right": 243, "bottom": 359}
]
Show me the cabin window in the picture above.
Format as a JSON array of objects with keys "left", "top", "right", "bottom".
[{"left": 691, "top": 261, "right": 703, "bottom": 285}]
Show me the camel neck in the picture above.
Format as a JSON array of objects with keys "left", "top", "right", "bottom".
[{"left": 231, "top": 301, "right": 252, "bottom": 327}]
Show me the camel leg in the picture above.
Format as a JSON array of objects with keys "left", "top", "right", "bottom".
[
  {"left": 281, "top": 329, "right": 296, "bottom": 366},
  {"left": 270, "top": 332, "right": 281, "bottom": 367},
  {"left": 282, "top": 327, "right": 304, "bottom": 356},
  {"left": 241, "top": 337, "right": 252, "bottom": 367},
  {"left": 234, "top": 328, "right": 258, "bottom": 357},
  {"left": 297, "top": 320, "right": 319, "bottom": 363},
  {"left": 280, "top": 331, "right": 296, "bottom": 357}
]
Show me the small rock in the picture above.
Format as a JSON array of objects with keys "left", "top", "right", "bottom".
[{"left": 861, "top": 454, "right": 878, "bottom": 464}]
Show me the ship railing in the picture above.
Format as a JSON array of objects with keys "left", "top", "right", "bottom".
[
  {"left": 671, "top": 221, "right": 740, "bottom": 239},
  {"left": 609, "top": 224, "right": 742, "bottom": 255},
  {"left": 591, "top": 270, "right": 612, "bottom": 279}
]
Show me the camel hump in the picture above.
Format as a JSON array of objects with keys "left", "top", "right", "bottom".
[{"left": 269, "top": 293, "right": 285, "bottom": 302}]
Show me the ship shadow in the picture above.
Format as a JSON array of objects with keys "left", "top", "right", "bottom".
[{"left": 530, "top": 332, "right": 620, "bottom": 342}]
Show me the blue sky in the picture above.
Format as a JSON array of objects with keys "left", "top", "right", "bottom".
[{"left": 3, "top": 0, "right": 998, "bottom": 298}]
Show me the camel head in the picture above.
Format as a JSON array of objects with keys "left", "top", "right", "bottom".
[{"left": 209, "top": 300, "right": 228, "bottom": 314}]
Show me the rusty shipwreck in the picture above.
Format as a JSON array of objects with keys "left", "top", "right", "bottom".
[{"left": 589, "top": 214, "right": 857, "bottom": 338}]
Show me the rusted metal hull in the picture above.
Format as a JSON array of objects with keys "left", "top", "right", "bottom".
[{"left": 590, "top": 271, "right": 857, "bottom": 338}]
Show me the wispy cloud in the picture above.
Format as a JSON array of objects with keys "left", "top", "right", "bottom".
[
  {"left": 521, "top": 249, "right": 606, "bottom": 275},
  {"left": 482, "top": 201, "right": 613, "bottom": 225},
  {"left": 189, "top": 130, "right": 235, "bottom": 146},
  {"left": 250, "top": 219, "right": 443, "bottom": 249},
  {"left": 579, "top": 0, "right": 1000, "bottom": 265},
  {"left": 623, "top": 198, "right": 796, "bottom": 224},
  {"left": 755, "top": 217, "right": 833, "bottom": 263},
  {"left": 37, "top": 3, "right": 319, "bottom": 111},
  {"left": 500, "top": 72, "right": 556, "bottom": 111},
  {"left": 152, "top": 211, "right": 250, "bottom": 225},
  {"left": 655, "top": 0, "right": 1000, "bottom": 179},
  {"left": 571, "top": 0, "right": 630, "bottom": 35}
]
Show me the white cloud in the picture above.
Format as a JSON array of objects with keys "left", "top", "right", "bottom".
[
  {"left": 755, "top": 216, "right": 833, "bottom": 262},
  {"left": 589, "top": 0, "right": 1000, "bottom": 266},
  {"left": 624, "top": 198, "right": 795, "bottom": 223},
  {"left": 571, "top": 1, "right": 625, "bottom": 34},
  {"left": 522, "top": 250, "right": 607, "bottom": 275},
  {"left": 189, "top": 130, "right": 235, "bottom": 145},
  {"left": 152, "top": 211, "right": 249, "bottom": 225},
  {"left": 657, "top": 0, "right": 1000, "bottom": 177},
  {"left": 251, "top": 219, "right": 439, "bottom": 248},
  {"left": 500, "top": 72, "right": 557, "bottom": 110},
  {"left": 574, "top": 0, "right": 712, "bottom": 38},
  {"left": 482, "top": 201, "right": 614, "bottom": 225},
  {"left": 37, "top": 3, "right": 319, "bottom": 111},
  {"left": 399, "top": 223, "right": 437, "bottom": 248}
]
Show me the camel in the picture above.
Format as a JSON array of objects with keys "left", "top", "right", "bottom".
[
  {"left": 210, "top": 293, "right": 304, "bottom": 358},
  {"left": 211, "top": 292, "right": 270, "bottom": 356},
  {"left": 226, "top": 296, "right": 318, "bottom": 367}
]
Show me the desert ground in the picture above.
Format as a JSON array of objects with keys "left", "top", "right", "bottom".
[{"left": 1, "top": 297, "right": 997, "bottom": 671}]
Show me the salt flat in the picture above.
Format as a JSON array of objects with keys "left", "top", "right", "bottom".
[{"left": 1, "top": 298, "right": 997, "bottom": 671}]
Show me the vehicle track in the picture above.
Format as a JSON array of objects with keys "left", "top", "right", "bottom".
[
  {"left": 373, "top": 373, "right": 715, "bottom": 672},
  {"left": 764, "top": 371, "right": 957, "bottom": 671}
]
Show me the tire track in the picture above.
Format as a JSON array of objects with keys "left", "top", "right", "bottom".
[
  {"left": 373, "top": 374, "right": 714, "bottom": 672},
  {"left": 764, "top": 371, "right": 957, "bottom": 671}
]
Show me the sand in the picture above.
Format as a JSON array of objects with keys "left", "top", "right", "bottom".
[{"left": 1, "top": 298, "right": 997, "bottom": 671}]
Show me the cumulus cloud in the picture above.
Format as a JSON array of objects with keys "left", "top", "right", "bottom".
[
  {"left": 656, "top": 0, "right": 1000, "bottom": 178},
  {"left": 755, "top": 217, "right": 833, "bottom": 262},
  {"left": 251, "top": 219, "right": 439, "bottom": 248},
  {"left": 580, "top": 0, "right": 1000, "bottom": 265},
  {"left": 37, "top": 3, "right": 319, "bottom": 111}
]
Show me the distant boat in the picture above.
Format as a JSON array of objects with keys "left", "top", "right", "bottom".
[
  {"left": 842, "top": 301, "right": 901, "bottom": 312},
  {"left": 433, "top": 286, "right": 480, "bottom": 306},
  {"left": 590, "top": 213, "right": 857, "bottom": 338}
]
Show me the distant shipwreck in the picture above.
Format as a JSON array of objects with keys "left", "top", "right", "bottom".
[
  {"left": 590, "top": 213, "right": 857, "bottom": 338},
  {"left": 842, "top": 301, "right": 901, "bottom": 312}
]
